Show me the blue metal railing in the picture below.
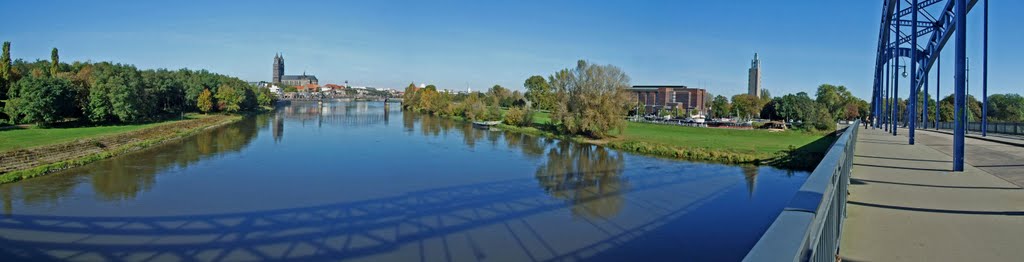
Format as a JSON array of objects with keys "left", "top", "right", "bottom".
[
  {"left": 927, "top": 121, "right": 1024, "bottom": 136},
  {"left": 743, "top": 120, "right": 859, "bottom": 262}
]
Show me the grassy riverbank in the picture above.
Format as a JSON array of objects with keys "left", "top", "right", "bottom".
[
  {"left": 498, "top": 111, "right": 836, "bottom": 170},
  {"left": 0, "top": 114, "right": 218, "bottom": 152},
  {"left": 0, "top": 114, "right": 242, "bottom": 184}
]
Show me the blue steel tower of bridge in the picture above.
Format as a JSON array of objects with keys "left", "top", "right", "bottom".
[{"left": 870, "top": 0, "right": 989, "bottom": 172}]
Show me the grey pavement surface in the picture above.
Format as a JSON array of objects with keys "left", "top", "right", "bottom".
[
  {"left": 839, "top": 127, "right": 1024, "bottom": 262},
  {"left": 909, "top": 128, "right": 1024, "bottom": 187}
]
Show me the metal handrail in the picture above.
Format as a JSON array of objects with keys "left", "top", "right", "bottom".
[
  {"left": 927, "top": 121, "right": 1024, "bottom": 136},
  {"left": 743, "top": 120, "right": 859, "bottom": 262}
]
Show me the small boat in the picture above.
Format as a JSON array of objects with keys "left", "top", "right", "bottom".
[{"left": 472, "top": 120, "right": 502, "bottom": 127}]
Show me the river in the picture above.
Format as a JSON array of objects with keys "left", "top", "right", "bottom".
[{"left": 0, "top": 101, "right": 808, "bottom": 261}]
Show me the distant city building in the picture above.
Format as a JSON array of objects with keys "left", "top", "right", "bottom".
[
  {"left": 629, "top": 85, "right": 708, "bottom": 115},
  {"left": 294, "top": 83, "right": 320, "bottom": 93},
  {"left": 748, "top": 53, "right": 762, "bottom": 97},
  {"left": 268, "top": 84, "right": 282, "bottom": 95},
  {"left": 272, "top": 53, "right": 319, "bottom": 86}
]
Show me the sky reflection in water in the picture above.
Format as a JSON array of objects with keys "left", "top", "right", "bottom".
[{"left": 0, "top": 101, "right": 807, "bottom": 261}]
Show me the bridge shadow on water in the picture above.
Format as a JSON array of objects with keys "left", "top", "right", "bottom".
[
  {"left": 0, "top": 168, "right": 737, "bottom": 261},
  {"left": 0, "top": 106, "right": 768, "bottom": 261}
]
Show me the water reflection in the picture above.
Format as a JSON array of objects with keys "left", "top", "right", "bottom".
[
  {"left": 280, "top": 101, "right": 390, "bottom": 129},
  {"left": 404, "top": 113, "right": 630, "bottom": 218},
  {"left": 0, "top": 115, "right": 264, "bottom": 213},
  {"left": 535, "top": 141, "right": 627, "bottom": 218},
  {"left": 0, "top": 102, "right": 808, "bottom": 261},
  {"left": 742, "top": 166, "right": 759, "bottom": 199}
]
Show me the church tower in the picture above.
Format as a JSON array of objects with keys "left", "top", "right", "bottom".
[{"left": 272, "top": 53, "right": 285, "bottom": 84}]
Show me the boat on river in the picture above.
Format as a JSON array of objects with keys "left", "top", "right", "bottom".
[{"left": 472, "top": 120, "right": 502, "bottom": 127}]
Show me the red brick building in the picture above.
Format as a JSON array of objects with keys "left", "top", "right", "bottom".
[{"left": 629, "top": 85, "right": 708, "bottom": 115}]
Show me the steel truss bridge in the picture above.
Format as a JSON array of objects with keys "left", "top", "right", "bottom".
[{"left": 871, "top": 0, "right": 989, "bottom": 171}]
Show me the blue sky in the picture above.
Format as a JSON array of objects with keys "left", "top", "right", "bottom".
[{"left": 2, "top": 0, "right": 1019, "bottom": 99}]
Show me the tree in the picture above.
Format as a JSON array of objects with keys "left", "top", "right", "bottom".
[
  {"left": 810, "top": 105, "right": 836, "bottom": 132},
  {"left": 760, "top": 88, "right": 772, "bottom": 105},
  {"left": 215, "top": 84, "right": 243, "bottom": 112},
  {"left": 731, "top": 94, "right": 761, "bottom": 119},
  {"left": 815, "top": 84, "right": 854, "bottom": 121},
  {"left": 504, "top": 106, "right": 534, "bottom": 127},
  {"left": 771, "top": 92, "right": 818, "bottom": 123},
  {"left": 418, "top": 87, "right": 438, "bottom": 113},
  {"left": 88, "top": 63, "right": 147, "bottom": 123},
  {"left": 760, "top": 97, "right": 781, "bottom": 120},
  {"left": 257, "top": 87, "right": 275, "bottom": 108},
  {"left": 142, "top": 69, "right": 186, "bottom": 116},
  {"left": 4, "top": 76, "right": 78, "bottom": 126},
  {"left": 987, "top": 94, "right": 1024, "bottom": 122},
  {"left": 524, "top": 75, "right": 554, "bottom": 110},
  {"left": 463, "top": 93, "right": 488, "bottom": 121},
  {"left": 938, "top": 94, "right": 982, "bottom": 122},
  {"left": 549, "top": 60, "right": 632, "bottom": 138},
  {"left": 486, "top": 84, "right": 512, "bottom": 107},
  {"left": 710, "top": 95, "right": 731, "bottom": 118},
  {"left": 401, "top": 83, "right": 419, "bottom": 110},
  {"left": 197, "top": 88, "right": 213, "bottom": 113},
  {"left": 50, "top": 48, "right": 60, "bottom": 76},
  {"left": 1, "top": 42, "right": 10, "bottom": 100}
]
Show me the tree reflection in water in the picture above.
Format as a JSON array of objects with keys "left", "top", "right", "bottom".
[
  {"left": 406, "top": 112, "right": 628, "bottom": 219},
  {"left": 0, "top": 115, "right": 263, "bottom": 213},
  {"left": 535, "top": 141, "right": 627, "bottom": 219}
]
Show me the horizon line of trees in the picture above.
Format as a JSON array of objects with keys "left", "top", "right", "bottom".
[{"left": 0, "top": 42, "right": 275, "bottom": 127}]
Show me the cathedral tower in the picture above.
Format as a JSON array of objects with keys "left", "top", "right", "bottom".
[{"left": 273, "top": 53, "right": 285, "bottom": 84}]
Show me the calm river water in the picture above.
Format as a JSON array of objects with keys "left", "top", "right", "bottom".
[{"left": 0, "top": 101, "right": 808, "bottom": 261}]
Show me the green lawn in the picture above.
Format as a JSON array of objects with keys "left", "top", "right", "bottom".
[
  {"left": 526, "top": 111, "right": 831, "bottom": 158},
  {"left": 621, "top": 122, "right": 828, "bottom": 155},
  {"left": 531, "top": 111, "right": 552, "bottom": 125},
  {"left": 0, "top": 115, "right": 208, "bottom": 152}
]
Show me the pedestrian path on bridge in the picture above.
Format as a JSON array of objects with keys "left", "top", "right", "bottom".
[{"left": 840, "top": 127, "right": 1024, "bottom": 262}]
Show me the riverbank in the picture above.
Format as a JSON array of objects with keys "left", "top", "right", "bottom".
[
  {"left": 474, "top": 110, "right": 834, "bottom": 170},
  {"left": 0, "top": 114, "right": 242, "bottom": 184}
]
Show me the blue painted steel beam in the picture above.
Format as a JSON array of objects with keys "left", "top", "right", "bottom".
[
  {"left": 898, "top": 20, "right": 937, "bottom": 28},
  {"left": 953, "top": 0, "right": 967, "bottom": 172},
  {"left": 911, "top": 0, "right": 979, "bottom": 95},
  {"left": 893, "top": 0, "right": 901, "bottom": 136},
  {"left": 923, "top": 71, "right": 929, "bottom": 128},
  {"left": 909, "top": 0, "right": 919, "bottom": 145},
  {"left": 936, "top": 55, "right": 941, "bottom": 129},
  {"left": 880, "top": 57, "right": 888, "bottom": 131},
  {"left": 884, "top": 50, "right": 889, "bottom": 132},
  {"left": 873, "top": 64, "right": 881, "bottom": 129},
  {"left": 874, "top": 0, "right": 895, "bottom": 130},
  {"left": 899, "top": 0, "right": 946, "bottom": 17},
  {"left": 982, "top": 0, "right": 988, "bottom": 136}
]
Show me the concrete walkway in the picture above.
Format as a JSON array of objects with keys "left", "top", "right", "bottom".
[{"left": 839, "top": 127, "right": 1024, "bottom": 262}]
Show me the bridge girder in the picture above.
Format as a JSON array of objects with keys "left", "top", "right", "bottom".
[{"left": 873, "top": 0, "right": 985, "bottom": 172}]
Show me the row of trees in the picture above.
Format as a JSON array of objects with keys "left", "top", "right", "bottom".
[
  {"left": 879, "top": 92, "right": 1024, "bottom": 124},
  {"left": 402, "top": 60, "right": 633, "bottom": 138},
  {"left": 708, "top": 84, "right": 868, "bottom": 131},
  {"left": 401, "top": 84, "right": 508, "bottom": 123},
  {"left": 0, "top": 42, "right": 275, "bottom": 126}
]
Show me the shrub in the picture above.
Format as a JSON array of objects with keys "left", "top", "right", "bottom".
[{"left": 504, "top": 106, "right": 535, "bottom": 127}]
